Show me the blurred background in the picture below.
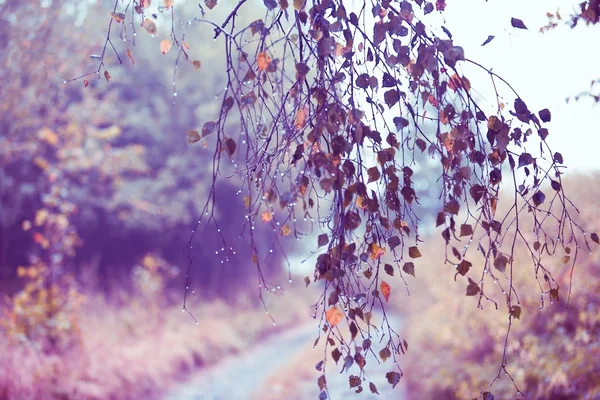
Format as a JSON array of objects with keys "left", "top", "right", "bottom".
[{"left": 0, "top": 0, "right": 598, "bottom": 399}]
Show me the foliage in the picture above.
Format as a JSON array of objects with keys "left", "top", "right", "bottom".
[
  {"left": 401, "top": 174, "right": 600, "bottom": 399},
  {"left": 74, "top": 0, "right": 600, "bottom": 397}
]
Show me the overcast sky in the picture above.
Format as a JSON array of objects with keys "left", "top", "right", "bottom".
[{"left": 440, "top": 0, "right": 599, "bottom": 173}]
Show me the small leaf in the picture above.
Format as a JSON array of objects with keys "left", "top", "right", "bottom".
[
  {"left": 460, "top": 224, "right": 473, "bottom": 237},
  {"left": 332, "top": 348, "right": 342, "bottom": 363},
  {"left": 466, "top": 278, "right": 480, "bottom": 296},
  {"left": 202, "top": 121, "right": 217, "bottom": 137},
  {"left": 494, "top": 254, "right": 508, "bottom": 272},
  {"left": 349, "top": 375, "right": 361, "bottom": 388},
  {"left": 315, "top": 360, "right": 324, "bottom": 371},
  {"left": 349, "top": 322, "right": 358, "bottom": 340},
  {"left": 193, "top": 60, "right": 201, "bottom": 70},
  {"left": 591, "top": 232, "right": 599, "bottom": 244},
  {"left": 384, "top": 263, "right": 394, "bottom": 276},
  {"left": 518, "top": 152, "right": 534, "bottom": 168},
  {"left": 550, "top": 288, "right": 559, "bottom": 301},
  {"left": 256, "top": 52, "right": 272, "bottom": 71},
  {"left": 126, "top": 48, "right": 135, "bottom": 65},
  {"left": 379, "top": 347, "right": 391, "bottom": 362},
  {"left": 369, "top": 382, "right": 379, "bottom": 395},
  {"left": 380, "top": 281, "right": 391, "bottom": 301},
  {"left": 142, "top": 18, "right": 157, "bottom": 35},
  {"left": 367, "top": 167, "right": 381, "bottom": 183},
  {"left": 110, "top": 12, "right": 125, "bottom": 23},
  {"left": 386, "top": 371, "right": 401, "bottom": 388},
  {"left": 408, "top": 246, "right": 421, "bottom": 258},
  {"left": 481, "top": 35, "right": 495, "bottom": 46},
  {"left": 539, "top": 108, "right": 551, "bottom": 122},
  {"left": 104, "top": 70, "right": 111, "bottom": 82},
  {"left": 160, "top": 39, "right": 172, "bottom": 54},
  {"left": 186, "top": 129, "right": 201, "bottom": 145},
  {"left": 402, "top": 262, "right": 415, "bottom": 277},
  {"left": 511, "top": 17, "right": 528, "bottom": 29},
  {"left": 261, "top": 211, "right": 273, "bottom": 223},
  {"left": 483, "top": 392, "right": 495, "bottom": 400},
  {"left": 225, "top": 138, "right": 236, "bottom": 156},
  {"left": 318, "top": 234, "right": 329, "bottom": 248},
  {"left": 318, "top": 375, "right": 327, "bottom": 390},
  {"left": 204, "top": 0, "right": 217, "bottom": 9},
  {"left": 510, "top": 305, "right": 521, "bottom": 320},
  {"left": 326, "top": 307, "right": 344, "bottom": 326},
  {"left": 532, "top": 191, "right": 546, "bottom": 207},
  {"left": 456, "top": 259, "right": 472, "bottom": 276}
]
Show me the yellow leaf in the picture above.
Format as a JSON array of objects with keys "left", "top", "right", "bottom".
[
  {"left": 256, "top": 52, "right": 272, "bottom": 71},
  {"left": 34, "top": 157, "right": 49, "bottom": 170},
  {"left": 356, "top": 196, "right": 368, "bottom": 210},
  {"left": 293, "top": 0, "right": 304, "bottom": 10},
  {"left": 326, "top": 307, "right": 344, "bottom": 326},
  {"left": 164, "top": 0, "right": 174, "bottom": 9},
  {"left": 160, "top": 39, "right": 172, "bottom": 54},
  {"left": 38, "top": 128, "right": 59, "bottom": 146},
  {"left": 243, "top": 196, "right": 251, "bottom": 208},
  {"left": 35, "top": 209, "right": 49, "bottom": 226},
  {"left": 281, "top": 225, "right": 292, "bottom": 236},
  {"left": 381, "top": 281, "right": 391, "bottom": 302},
  {"left": 369, "top": 243, "right": 386, "bottom": 260},
  {"left": 261, "top": 211, "right": 273, "bottom": 223}
]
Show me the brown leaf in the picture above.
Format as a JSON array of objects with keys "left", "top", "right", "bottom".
[
  {"left": 408, "top": 246, "right": 421, "bottom": 258},
  {"left": 104, "top": 70, "right": 111, "bottom": 82},
  {"left": 402, "top": 262, "right": 415, "bottom": 277},
  {"left": 510, "top": 305, "right": 521, "bottom": 320}
]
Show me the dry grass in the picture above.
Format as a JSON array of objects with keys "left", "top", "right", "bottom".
[{"left": 0, "top": 284, "right": 314, "bottom": 400}]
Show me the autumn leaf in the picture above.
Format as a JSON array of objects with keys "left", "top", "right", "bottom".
[
  {"left": 160, "top": 39, "right": 172, "bottom": 54},
  {"left": 204, "top": 0, "right": 217, "bottom": 9},
  {"left": 193, "top": 60, "right": 201, "bottom": 70},
  {"left": 186, "top": 130, "right": 200, "bottom": 145},
  {"left": 369, "top": 243, "right": 386, "bottom": 259},
  {"left": 280, "top": 225, "right": 291, "bottom": 236},
  {"left": 126, "top": 48, "right": 135, "bottom": 65},
  {"left": 293, "top": 0, "right": 304, "bottom": 10},
  {"left": 326, "top": 307, "right": 344, "bottom": 326},
  {"left": 110, "top": 12, "right": 125, "bottom": 23},
  {"left": 408, "top": 246, "right": 421, "bottom": 258},
  {"left": 142, "top": 19, "right": 157, "bottom": 35},
  {"left": 261, "top": 211, "right": 273, "bottom": 223},
  {"left": 294, "top": 105, "right": 308, "bottom": 129},
  {"left": 104, "top": 70, "right": 111, "bottom": 82},
  {"left": 380, "top": 281, "right": 391, "bottom": 301},
  {"left": 257, "top": 52, "right": 272, "bottom": 71},
  {"left": 510, "top": 305, "right": 521, "bottom": 320},
  {"left": 164, "top": 0, "right": 174, "bottom": 9}
]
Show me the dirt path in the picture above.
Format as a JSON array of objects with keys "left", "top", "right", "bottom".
[{"left": 164, "top": 317, "right": 404, "bottom": 400}]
